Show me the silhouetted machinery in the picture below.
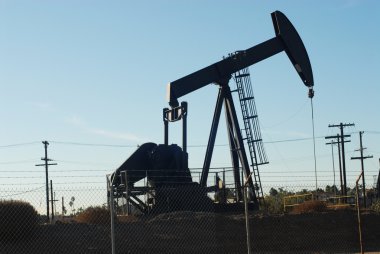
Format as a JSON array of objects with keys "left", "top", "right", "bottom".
[{"left": 110, "top": 11, "right": 314, "bottom": 214}]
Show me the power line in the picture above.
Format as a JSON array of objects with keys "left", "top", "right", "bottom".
[
  {"left": 48, "top": 175, "right": 105, "bottom": 178},
  {"left": 14, "top": 175, "right": 97, "bottom": 180},
  {"left": 0, "top": 181, "right": 105, "bottom": 186},
  {"left": 0, "top": 176, "right": 43, "bottom": 179},
  {"left": 0, "top": 159, "right": 36, "bottom": 165},
  {"left": 0, "top": 141, "right": 40, "bottom": 148},
  {"left": 188, "top": 136, "right": 326, "bottom": 147},
  {"left": 262, "top": 100, "right": 308, "bottom": 129},
  {"left": 259, "top": 170, "right": 379, "bottom": 174},
  {"left": 365, "top": 131, "right": 380, "bottom": 134},
  {"left": 0, "top": 183, "right": 45, "bottom": 186},
  {"left": 0, "top": 169, "right": 108, "bottom": 173},
  {"left": 49, "top": 141, "right": 139, "bottom": 148},
  {"left": 53, "top": 187, "right": 106, "bottom": 192},
  {"left": 0, "top": 151, "right": 332, "bottom": 167},
  {"left": 0, "top": 136, "right": 329, "bottom": 150},
  {"left": 54, "top": 160, "right": 111, "bottom": 166},
  {"left": 264, "top": 136, "right": 325, "bottom": 144},
  {"left": 52, "top": 181, "right": 104, "bottom": 185}
]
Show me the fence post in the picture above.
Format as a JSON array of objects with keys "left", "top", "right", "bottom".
[
  {"left": 107, "top": 175, "right": 116, "bottom": 254},
  {"left": 243, "top": 173, "right": 252, "bottom": 254},
  {"left": 123, "top": 171, "right": 130, "bottom": 216},
  {"left": 355, "top": 171, "right": 364, "bottom": 254}
]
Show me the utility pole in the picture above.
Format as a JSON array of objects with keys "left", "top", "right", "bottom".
[
  {"left": 328, "top": 123, "right": 354, "bottom": 196},
  {"left": 351, "top": 131, "right": 373, "bottom": 208},
  {"left": 62, "top": 196, "right": 65, "bottom": 219},
  {"left": 35, "top": 141, "right": 57, "bottom": 223},
  {"left": 337, "top": 138, "right": 343, "bottom": 196},
  {"left": 325, "top": 134, "right": 350, "bottom": 196},
  {"left": 325, "top": 140, "right": 337, "bottom": 196},
  {"left": 50, "top": 180, "right": 58, "bottom": 221}
]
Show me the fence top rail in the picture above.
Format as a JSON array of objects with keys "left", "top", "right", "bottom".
[
  {"left": 328, "top": 195, "right": 355, "bottom": 199},
  {"left": 284, "top": 193, "right": 313, "bottom": 201}
]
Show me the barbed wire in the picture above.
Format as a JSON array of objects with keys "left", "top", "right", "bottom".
[
  {"left": 0, "top": 186, "right": 44, "bottom": 198},
  {"left": 0, "top": 170, "right": 378, "bottom": 178},
  {"left": 5, "top": 132, "right": 379, "bottom": 150},
  {"left": 0, "top": 149, "right": 363, "bottom": 168}
]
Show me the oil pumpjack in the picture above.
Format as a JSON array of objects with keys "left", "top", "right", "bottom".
[{"left": 110, "top": 11, "right": 314, "bottom": 214}]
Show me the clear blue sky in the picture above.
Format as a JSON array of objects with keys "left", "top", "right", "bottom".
[{"left": 1, "top": 0, "right": 380, "bottom": 204}]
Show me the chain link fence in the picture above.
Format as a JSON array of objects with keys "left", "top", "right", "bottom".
[{"left": 1, "top": 168, "right": 380, "bottom": 254}]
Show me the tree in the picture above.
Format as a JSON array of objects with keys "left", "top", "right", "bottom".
[
  {"left": 69, "top": 201, "right": 73, "bottom": 215},
  {"left": 265, "top": 190, "right": 286, "bottom": 214},
  {"left": 269, "top": 188, "right": 278, "bottom": 196},
  {"left": 77, "top": 207, "right": 84, "bottom": 214},
  {"left": 316, "top": 188, "right": 324, "bottom": 193},
  {"left": 325, "top": 185, "right": 338, "bottom": 195},
  {"left": 69, "top": 196, "right": 75, "bottom": 215}
]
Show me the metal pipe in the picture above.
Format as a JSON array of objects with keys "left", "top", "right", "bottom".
[
  {"left": 181, "top": 102, "right": 187, "bottom": 154},
  {"left": 223, "top": 168, "right": 226, "bottom": 203},
  {"left": 163, "top": 108, "right": 169, "bottom": 145}
]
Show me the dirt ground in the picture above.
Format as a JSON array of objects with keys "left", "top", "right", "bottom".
[{"left": 1, "top": 210, "right": 379, "bottom": 254}]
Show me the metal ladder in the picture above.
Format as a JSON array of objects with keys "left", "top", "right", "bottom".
[{"left": 232, "top": 67, "right": 268, "bottom": 204}]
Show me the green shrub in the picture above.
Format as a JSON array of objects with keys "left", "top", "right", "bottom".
[
  {"left": 0, "top": 200, "right": 39, "bottom": 242},
  {"left": 264, "top": 195, "right": 284, "bottom": 214},
  {"left": 75, "top": 206, "right": 114, "bottom": 224}
]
